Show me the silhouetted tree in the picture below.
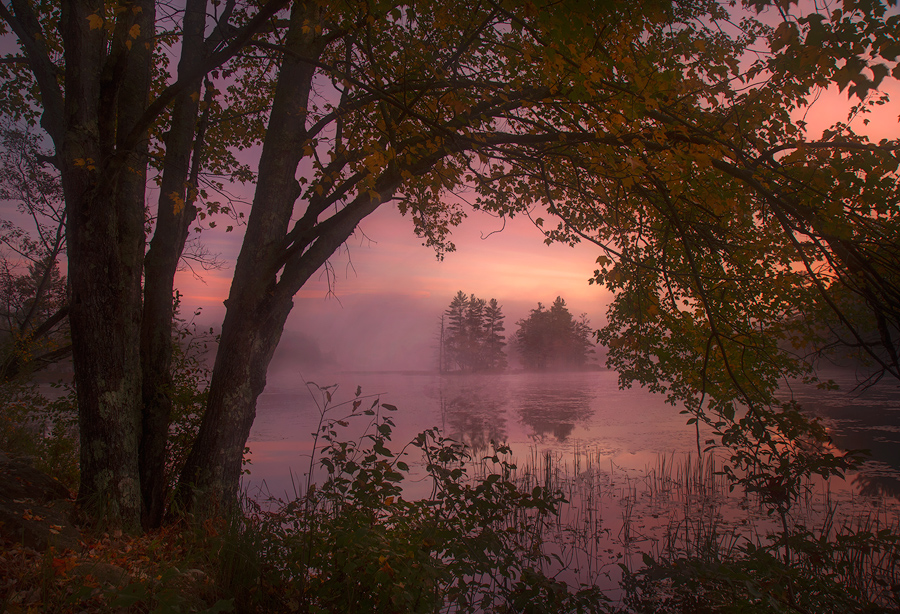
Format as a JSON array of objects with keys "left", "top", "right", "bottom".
[
  {"left": 515, "top": 297, "right": 594, "bottom": 370},
  {"left": 483, "top": 298, "right": 507, "bottom": 371},
  {"left": 0, "top": 126, "right": 69, "bottom": 382},
  {"left": 442, "top": 291, "right": 507, "bottom": 372}
]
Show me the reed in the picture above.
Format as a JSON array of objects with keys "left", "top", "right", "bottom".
[
  {"left": 484, "top": 444, "right": 900, "bottom": 611},
  {"left": 230, "top": 386, "right": 900, "bottom": 612}
]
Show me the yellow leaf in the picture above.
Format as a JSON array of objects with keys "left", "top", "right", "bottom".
[
  {"left": 170, "top": 191, "right": 185, "bottom": 216},
  {"left": 129, "top": 24, "right": 140, "bottom": 39},
  {"left": 125, "top": 39, "right": 132, "bottom": 50},
  {"left": 87, "top": 14, "right": 104, "bottom": 30}
]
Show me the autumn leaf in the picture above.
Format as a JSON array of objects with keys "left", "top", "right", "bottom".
[
  {"left": 87, "top": 14, "right": 103, "bottom": 30},
  {"left": 170, "top": 191, "right": 185, "bottom": 216}
]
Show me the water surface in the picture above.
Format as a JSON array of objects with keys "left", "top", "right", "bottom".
[{"left": 245, "top": 369, "right": 900, "bottom": 500}]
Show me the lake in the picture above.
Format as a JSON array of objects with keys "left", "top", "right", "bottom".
[
  {"left": 245, "top": 368, "right": 900, "bottom": 501},
  {"left": 244, "top": 368, "right": 900, "bottom": 598}
]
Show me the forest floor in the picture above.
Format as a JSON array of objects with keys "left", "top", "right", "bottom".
[{"left": 0, "top": 452, "right": 229, "bottom": 614}]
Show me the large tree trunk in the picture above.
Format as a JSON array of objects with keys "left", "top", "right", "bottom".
[
  {"left": 177, "top": 1, "right": 328, "bottom": 513},
  {"left": 139, "top": 0, "right": 207, "bottom": 530},
  {"left": 61, "top": 0, "right": 155, "bottom": 531}
]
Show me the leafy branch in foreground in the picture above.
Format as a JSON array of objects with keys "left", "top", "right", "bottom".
[{"left": 232, "top": 384, "right": 607, "bottom": 613}]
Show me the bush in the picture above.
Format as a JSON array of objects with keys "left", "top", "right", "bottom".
[
  {"left": 0, "top": 379, "right": 78, "bottom": 488},
  {"left": 218, "top": 384, "right": 609, "bottom": 613}
]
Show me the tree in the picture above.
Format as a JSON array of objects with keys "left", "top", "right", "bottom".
[
  {"left": 483, "top": 298, "right": 507, "bottom": 371},
  {"left": 0, "top": 124, "right": 69, "bottom": 381},
  {"left": 463, "top": 295, "right": 486, "bottom": 368},
  {"left": 515, "top": 297, "right": 594, "bottom": 370},
  {"left": 522, "top": 0, "right": 900, "bottom": 505},
  {"left": 442, "top": 291, "right": 507, "bottom": 372},
  {"left": 2, "top": 0, "right": 897, "bottom": 530},
  {"left": 443, "top": 291, "right": 469, "bottom": 371}
]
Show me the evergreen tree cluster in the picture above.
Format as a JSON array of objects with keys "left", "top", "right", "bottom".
[
  {"left": 441, "top": 293, "right": 596, "bottom": 372},
  {"left": 515, "top": 297, "right": 594, "bottom": 371},
  {"left": 442, "top": 291, "right": 507, "bottom": 373}
]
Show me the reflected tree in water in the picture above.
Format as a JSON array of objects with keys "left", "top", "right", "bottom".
[
  {"left": 517, "top": 385, "right": 594, "bottom": 443},
  {"left": 438, "top": 377, "right": 508, "bottom": 454}
]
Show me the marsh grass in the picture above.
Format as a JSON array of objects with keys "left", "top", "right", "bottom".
[
  {"left": 218, "top": 385, "right": 899, "bottom": 613},
  {"left": 492, "top": 445, "right": 900, "bottom": 612}
]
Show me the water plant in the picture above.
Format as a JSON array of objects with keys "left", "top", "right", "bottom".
[
  {"left": 211, "top": 384, "right": 899, "bottom": 613},
  {"left": 222, "top": 383, "right": 609, "bottom": 613}
]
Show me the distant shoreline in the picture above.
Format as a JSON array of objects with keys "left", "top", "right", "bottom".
[{"left": 336, "top": 366, "right": 607, "bottom": 376}]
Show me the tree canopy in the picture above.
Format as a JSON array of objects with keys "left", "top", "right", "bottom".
[
  {"left": 0, "top": 0, "right": 898, "bottom": 530},
  {"left": 515, "top": 297, "right": 594, "bottom": 370}
]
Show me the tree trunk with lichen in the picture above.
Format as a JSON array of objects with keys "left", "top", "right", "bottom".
[{"left": 60, "top": 0, "right": 154, "bottom": 531}]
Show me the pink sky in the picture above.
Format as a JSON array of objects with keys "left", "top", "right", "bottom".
[
  {"left": 178, "top": 202, "right": 610, "bottom": 372},
  {"left": 173, "top": 78, "right": 899, "bottom": 372}
]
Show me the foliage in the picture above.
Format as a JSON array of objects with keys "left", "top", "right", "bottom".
[
  {"left": 3, "top": 386, "right": 897, "bottom": 612},
  {"left": 0, "top": 519, "right": 236, "bottom": 613},
  {"left": 165, "top": 310, "right": 215, "bottom": 492},
  {"left": 225, "top": 384, "right": 608, "bottom": 613},
  {"left": 515, "top": 297, "right": 595, "bottom": 370},
  {"left": 2, "top": 0, "right": 899, "bottom": 527},
  {"left": 0, "top": 123, "right": 68, "bottom": 381},
  {"left": 0, "top": 380, "right": 78, "bottom": 488},
  {"left": 620, "top": 522, "right": 900, "bottom": 614},
  {"left": 0, "top": 310, "right": 213, "bottom": 496},
  {"left": 442, "top": 291, "right": 507, "bottom": 373}
]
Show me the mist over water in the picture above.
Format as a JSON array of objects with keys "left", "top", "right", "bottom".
[
  {"left": 245, "top": 368, "right": 900, "bottom": 503},
  {"left": 232, "top": 285, "right": 900, "bottom": 505},
  {"left": 264, "top": 291, "right": 606, "bottom": 374},
  {"left": 245, "top": 370, "right": 698, "bottom": 500}
]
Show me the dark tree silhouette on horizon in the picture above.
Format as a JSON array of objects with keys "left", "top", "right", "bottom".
[{"left": 515, "top": 297, "right": 594, "bottom": 371}]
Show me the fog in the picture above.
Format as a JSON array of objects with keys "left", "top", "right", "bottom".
[
  {"left": 260, "top": 290, "right": 607, "bottom": 385},
  {"left": 169, "top": 200, "right": 615, "bottom": 385}
]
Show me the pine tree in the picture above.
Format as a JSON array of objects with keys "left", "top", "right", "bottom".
[
  {"left": 464, "top": 295, "right": 486, "bottom": 371},
  {"left": 444, "top": 291, "right": 469, "bottom": 371},
  {"left": 483, "top": 298, "right": 507, "bottom": 371},
  {"left": 442, "top": 291, "right": 507, "bottom": 372}
]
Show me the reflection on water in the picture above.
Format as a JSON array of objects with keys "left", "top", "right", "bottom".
[
  {"left": 437, "top": 377, "right": 509, "bottom": 454},
  {"left": 514, "top": 381, "right": 593, "bottom": 443},
  {"left": 249, "top": 369, "right": 900, "bottom": 500},
  {"left": 789, "top": 370, "right": 900, "bottom": 499},
  {"left": 436, "top": 374, "right": 596, "bottom": 450}
]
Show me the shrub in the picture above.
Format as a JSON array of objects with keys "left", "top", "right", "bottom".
[{"left": 220, "top": 384, "right": 609, "bottom": 613}]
